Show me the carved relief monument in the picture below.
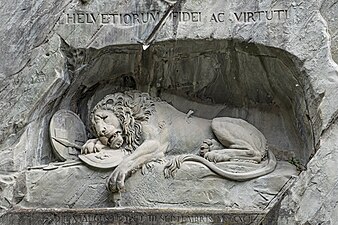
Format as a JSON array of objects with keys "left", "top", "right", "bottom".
[
  {"left": 75, "top": 91, "right": 277, "bottom": 192},
  {"left": 1, "top": 0, "right": 338, "bottom": 224}
]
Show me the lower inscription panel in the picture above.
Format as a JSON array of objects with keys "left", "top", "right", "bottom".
[{"left": 1, "top": 208, "right": 270, "bottom": 225}]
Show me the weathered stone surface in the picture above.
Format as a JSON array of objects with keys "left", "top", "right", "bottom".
[
  {"left": 321, "top": 0, "right": 338, "bottom": 64},
  {"left": 0, "top": 0, "right": 338, "bottom": 224},
  {"left": 0, "top": 34, "right": 69, "bottom": 171},
  {"left": 278, "top": 121, "right": 338, "bottom": 225},
  {"left": 17, "top": 161, "right": 296, "bottom": 210},
  {"left": 21, "top": 164, "right": 111, "bottom": 208}
]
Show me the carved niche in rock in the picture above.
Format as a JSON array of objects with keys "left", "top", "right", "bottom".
[{"left": 74, "top": 91, "right": 277, "bottom": 193}]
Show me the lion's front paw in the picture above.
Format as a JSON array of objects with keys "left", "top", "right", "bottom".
[
  {"left": 204, "top": 151, "right": 229, "bottom": 163},
  {"left": 81, "top": 139, "right": 100, "bottom": 154},
  {"left": 106, "top": 165, "right": 129, "bottom": 193}
]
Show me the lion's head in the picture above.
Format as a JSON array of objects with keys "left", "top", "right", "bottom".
[{"left": 91, "top": 91, "right": 155, "bottom": 151}]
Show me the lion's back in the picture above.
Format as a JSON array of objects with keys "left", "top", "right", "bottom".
[{"left": 154, "top": 101, "right": 185, "bottom": 120}]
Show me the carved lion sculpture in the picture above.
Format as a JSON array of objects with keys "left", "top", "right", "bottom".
[{"left": 81, "top": 91, "right": 277, "bottom": 192}]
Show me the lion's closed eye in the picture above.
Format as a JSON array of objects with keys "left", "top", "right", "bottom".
[{"left": 100, "top": 115, "right": 108, "bottom": 120}]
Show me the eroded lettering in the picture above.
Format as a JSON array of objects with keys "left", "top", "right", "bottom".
[{"left": 37, "top": 212, "right": 263, "bottom": 225}]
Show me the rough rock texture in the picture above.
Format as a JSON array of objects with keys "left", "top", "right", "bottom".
[
  {"left": 278, "top": 121, "right": 338, "bottom": 224},
  {"left": 320, "top": 0, "right": 338, "bottom": 64},
  {"left": 0, "top": 0, "right": 338, "bottom": 224}
]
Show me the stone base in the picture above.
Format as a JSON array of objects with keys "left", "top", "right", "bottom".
[
  {"left": 0, "top": 206, "right": 280, "bottom": 225},
  {"left": 17, "top": 160, "right": 298, "bottom": 210},
  {"left": 2, "top": 160, "right": 298, "bottom": 224}
]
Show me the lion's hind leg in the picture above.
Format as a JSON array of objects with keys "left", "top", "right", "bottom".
[
  {"left": 200, "top": 136, "right": 263, "bottom": 163},
  {"left": 210, "top": 117, "right": 266, "bottom": 163}
]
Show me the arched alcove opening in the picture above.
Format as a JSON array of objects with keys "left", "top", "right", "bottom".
[{"left": 60, "top": 38, "right": 321, "bottom": 167}]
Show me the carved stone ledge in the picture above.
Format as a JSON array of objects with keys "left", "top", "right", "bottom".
[
  {"left": 0, "top": 203, "right": 288, "bottom": 225},
  {"left": 14, "top": 161, "right": 297, "bottom": 215}
]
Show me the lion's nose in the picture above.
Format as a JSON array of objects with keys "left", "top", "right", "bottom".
[{"left": 99, "top": 126, "right": 107, "bottom": 134}]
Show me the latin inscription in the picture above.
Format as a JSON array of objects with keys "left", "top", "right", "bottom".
[
  {"left": 233, "top": 9, "right": 288, "bottom": 22},
  {"left": 10, "top": 212, "right": 264, "bottom": 225},
  {"left": 59, "top": 8, "right": 288, "bottom": 25},
  {"left": 41, "top": 213, "right": 261, "bottom": 225},
  {"left": 60, "top": 11, "right": 202, "bottom": 25}
]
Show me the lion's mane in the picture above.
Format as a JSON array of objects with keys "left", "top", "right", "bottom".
[{"left": 91, "top": 91, "right": 156, "bottom": 151}]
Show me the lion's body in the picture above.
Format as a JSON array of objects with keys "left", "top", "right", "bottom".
[
  {"left": 83, "top": 91, "right": 276, "bottom": 192},
  {"left": 145, "top": 101, "right": 266, "bottom": 162}
]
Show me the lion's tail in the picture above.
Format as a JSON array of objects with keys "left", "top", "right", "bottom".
[{"left": 164, "top": 150, "right": 277, "bottom": 181}]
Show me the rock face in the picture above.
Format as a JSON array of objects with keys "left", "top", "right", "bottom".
[{"left": 0, "top": 0, "right": 338, "bottom": 224}]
